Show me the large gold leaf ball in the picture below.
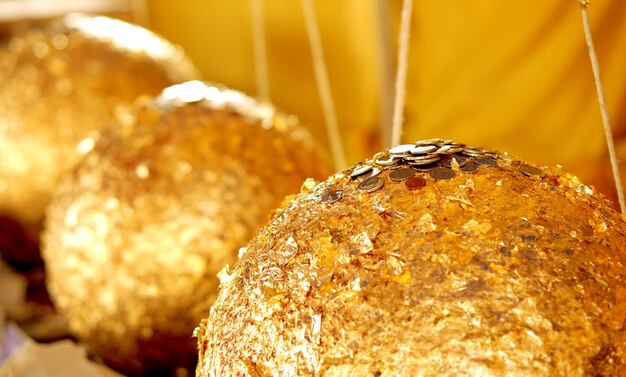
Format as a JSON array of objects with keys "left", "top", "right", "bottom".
[
  {"left": 0, "top": 13, "right": 200, "bottom": 229},
  {"left": 42, "top": 81, "right": 332, "bottom": 376},
  {"left": 196, "top": 140, "right": 626, "bottom": 376}
]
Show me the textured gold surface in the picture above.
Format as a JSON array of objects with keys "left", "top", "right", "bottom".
[
  {"left": 0, "top": 13, "right": 200, "bottom": 228},
  {"left": 42, "top": 81, "right": 331, "bottom": 376},
  {"left": 196, "top": 146, "right": 626, "bottom": 376}
]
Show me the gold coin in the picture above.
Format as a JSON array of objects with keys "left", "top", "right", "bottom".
[{"left": 404, "top": 176, "right": 426, "bottom": 189}]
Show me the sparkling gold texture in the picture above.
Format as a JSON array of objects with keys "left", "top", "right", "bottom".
[
  {"left": 197, "top": 140, "right": 626, "bottom": 376},
  {"left": 43, "top": 82, "right": 331, "bottom": 376},
  {"left": 0, "top": 13, "right": 200, "bottom": 227}
]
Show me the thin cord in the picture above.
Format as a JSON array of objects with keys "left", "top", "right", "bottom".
[
  {"left": 373, "top": 0, "right": 395, "bottom": 148},
  {"left": 579, "top": 1, "right": 625, "bottom": 213},
  {"left": 130, "top": 0, "right": 151, "bottom": 28},
  {"left": 390, "top": 0, "right": 414, "bottom": 147},
  {"left": 301, "top": 0, "right": 347, "bottom": 170},
  {"left": 251, "top": 0, "right": 270, "bottom": 100}
]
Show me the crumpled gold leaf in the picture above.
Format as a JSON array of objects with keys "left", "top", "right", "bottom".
[
  {"left": 197, "top": 144, "right": 626, "bottom": 376},
  {"left": 42, "top": 82, "right": 331, "bottom": 376}
]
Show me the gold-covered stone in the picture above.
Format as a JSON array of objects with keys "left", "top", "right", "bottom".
[
  {"left": 196, "top": 145, "right": 626, "bottom": 376},
  {"left": 42, "top": 81, "right": 331, "bottom": 376},
  {"left": 0, "top": 13, "right": 200, "bottom": 229}
]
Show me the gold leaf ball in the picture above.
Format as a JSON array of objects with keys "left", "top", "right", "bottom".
[
  {"left": 196, "top": 140, "right": 626, "bottom": 376},
  {"left": 0, "top": 13, "right": 200, "bottom": 229},
  {"left": 42, "top": 81, "right": 332, "bottom": 376}
]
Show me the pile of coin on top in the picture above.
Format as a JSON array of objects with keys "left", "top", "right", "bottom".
[
  {"left": 340, "top": 138, "right": 537, "bottom": 198},
  {"left": 196, "top": 139, "right": 626, "bottom": 376}
]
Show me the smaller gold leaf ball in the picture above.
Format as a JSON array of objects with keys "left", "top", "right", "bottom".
[{"left": 42, "top": 81, "right": 332, "bottom": 376}]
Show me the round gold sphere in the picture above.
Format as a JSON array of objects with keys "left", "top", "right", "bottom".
[
  {"left": 196, "top": 140, "right": 626, "bottom": 376},
  {"left": 42, "top": 81, "right": 332, "bottom": 376},
  {"left": 0, "top": 13, "right": 200, "bottom": 229}
]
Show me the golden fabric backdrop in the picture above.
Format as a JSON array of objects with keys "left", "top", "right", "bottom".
[
  {"left": 147, "top": 0, "right": 626, "bottom": 204},
  {"left": 147, "top": 0, "right": 379, "bottom": 166}
]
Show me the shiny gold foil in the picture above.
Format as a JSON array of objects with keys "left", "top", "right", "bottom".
[
  {"left": 0, "top": 13, "right": 200, "bottom": 228},
  {"left": 42, "top": 81, "right": 331, "bottom": 376},
  {"left": 196, "top": 145, "right": 626, "bottom": 376}
]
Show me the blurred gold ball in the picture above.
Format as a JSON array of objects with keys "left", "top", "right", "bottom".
[
  {"left": 196, "top": 141, "right": 626, "bottom": 376},
  {"left": 0, "top": 13, "right": 200, "bottom": 228},
  {"left": 42, "top": 81, "right": 332, "bottom": 376}
]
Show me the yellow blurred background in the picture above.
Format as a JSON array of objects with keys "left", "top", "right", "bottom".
[
  {"left": 1, "top": 0, "right": 624, "bottom": 202},
  {"left": 0, "top": 2, "right": 624, "bottom": 374},
  {"left": 147, "top": 0, "right": 626, "bottom": 205}
]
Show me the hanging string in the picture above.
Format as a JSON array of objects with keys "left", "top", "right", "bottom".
[
  {"left": 251, "top": 0, "right": 270, "bottom": 99},
  {"left": 301, "top": 0, "right": 347, "bottom": 170},
  {"left": 578, "top": 0, "right": 625, "bottom": 213},
  {"left": 390, "top": 0, "right": 414, "bottom": 147},
  {"left": 373, "top": 0, "right": 395, "bottom": 148},
  {"left": 130, "top": 0, "right": 151, "bottom": 28}
]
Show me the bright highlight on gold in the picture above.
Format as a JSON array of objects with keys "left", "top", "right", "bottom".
[
  {"left": 197, "top": 140, "right": 626, "bottom": 376},
  {"left": 42, "top": 81, "right": 331, "bottom": 376}
]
